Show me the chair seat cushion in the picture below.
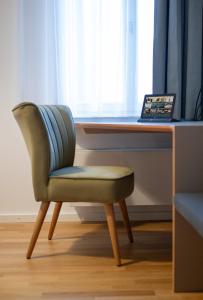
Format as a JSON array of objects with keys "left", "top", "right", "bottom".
[
  {"left": 175, "top": 193, "right": 203, "bottom": 238},
  {"left": 48, "top": 166, "right": 134, "bottom": 203}
]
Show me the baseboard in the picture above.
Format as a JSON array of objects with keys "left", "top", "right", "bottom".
[{"left": 0, "top": 205, "right": 172, "bottom": 223}]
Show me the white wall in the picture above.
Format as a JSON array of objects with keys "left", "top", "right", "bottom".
[
  {"left": 0, "top": 0, "right": 38, "bottom": 217},
  {"left": 0, "top": 0, "right": 172, "bottom": 222}
]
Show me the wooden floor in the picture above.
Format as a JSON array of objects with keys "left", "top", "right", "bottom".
[{"left": 0, "top": 221, "right": 203, "bottom": 300}]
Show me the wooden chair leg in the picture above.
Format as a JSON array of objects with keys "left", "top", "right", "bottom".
[
  {"left": 104, "top": 203, "right": 121, "bottom": 266},
  {"left": 48, "top": 202, "right": 62, "bottom": 240},
  {"left": 119, "top": 199, "right": 134, "bottom": 243},
  {"left": 26, "top": 202, "right": 50, "bottom": 259}
]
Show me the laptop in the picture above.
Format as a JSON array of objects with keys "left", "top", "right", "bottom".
[{"left": 138, "top": 94, "right": 176, "bottom": 122}]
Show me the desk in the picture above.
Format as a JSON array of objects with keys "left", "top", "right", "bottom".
[
  {"left": 76, "top": 121, "right": 203, "bottom": 196},
  {"left": 77, "top": 121, "right": 203, "bottom": 289}
]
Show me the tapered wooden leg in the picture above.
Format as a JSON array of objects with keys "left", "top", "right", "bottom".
[
  {"left": 26, "top": 202, "right": 50, "bottom": 259},
  {"left": 119, "top": 200, "right": 134, "bottom": 243},
  {"left": 48, "top": 202, "right": 62, "bottom": 240},
  {"left": 104, "top": 203, "right": 121, "bottom": 266}
]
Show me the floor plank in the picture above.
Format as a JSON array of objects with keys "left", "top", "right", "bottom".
[{"left": 0, "top": 221, "right": 202, "bottom": 299}]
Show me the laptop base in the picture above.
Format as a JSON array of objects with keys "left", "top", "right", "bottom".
[{"left": 137, "top": 118, "right": 179, "bottom": 123}]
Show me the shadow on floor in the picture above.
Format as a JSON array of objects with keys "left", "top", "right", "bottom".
[{"left": 33, "top": 224, "right": 172, "bottom": 265}]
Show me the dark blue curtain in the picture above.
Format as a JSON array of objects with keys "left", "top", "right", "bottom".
[{"left": 153, "top": 0, "right": 203, "bottom": 120}]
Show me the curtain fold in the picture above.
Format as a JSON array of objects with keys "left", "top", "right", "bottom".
[{"left": 153, "top": 0, "right": 203, "bottom": 120}]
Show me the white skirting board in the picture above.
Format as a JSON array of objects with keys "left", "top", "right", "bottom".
[{"left": 0, "top": 205, "right": 172, "bottom": 223}]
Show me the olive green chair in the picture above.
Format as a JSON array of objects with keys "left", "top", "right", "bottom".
[{"left": 12, "top": 102, "right": 134, "bottom": 265}]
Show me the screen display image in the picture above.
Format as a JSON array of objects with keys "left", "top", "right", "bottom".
[{"left": 142, "top": 95, "right": 174, "bottom": 119}]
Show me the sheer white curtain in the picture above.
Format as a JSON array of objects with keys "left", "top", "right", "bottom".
[
  {"left": 21, "top": 0, "right": 154, "bottom": 117},
  {"left": 20, "top": 0, "right": 59, "bottom": 105}
]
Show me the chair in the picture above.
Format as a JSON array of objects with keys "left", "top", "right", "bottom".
[{"left": 12, "top": 102, "right": 134, "bottom": 266}]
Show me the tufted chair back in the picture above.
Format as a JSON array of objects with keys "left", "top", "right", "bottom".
[{"left": 12, "top": 102, "right": 76, "bottom": 201}]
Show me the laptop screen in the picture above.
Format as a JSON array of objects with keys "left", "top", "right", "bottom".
[{"left": 141, "top": 94, "right": 176, "bottom": 120}]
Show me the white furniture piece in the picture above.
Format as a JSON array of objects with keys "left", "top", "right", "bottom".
[
  {"left": 174, "top": 193, "right": 203, "bottom": 292},
  {"left": 76, "top": 120, "right": 203, "bottom": 292}
]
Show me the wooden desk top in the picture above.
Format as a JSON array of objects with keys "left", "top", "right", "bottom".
[{"left": 75, "top": 121, "right": 203, "bottom": 134}]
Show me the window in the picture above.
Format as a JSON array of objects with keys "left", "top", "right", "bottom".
[{"left": 21, "top": 0, "right": 154, "bottom": 118}]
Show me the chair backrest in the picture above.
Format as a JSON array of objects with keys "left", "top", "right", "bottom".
[{"left": 12, "top": 102, "right": 76, "bottom": 201}]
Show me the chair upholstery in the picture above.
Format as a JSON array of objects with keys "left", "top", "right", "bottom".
[
  {"left": 12, "top": 102, "right": 134, "bottom": 265},
  {"left": 49, "top": 166, "right": 133, "bottom": 203},
  {"left": 13, "top": 103, "right": 134, "bottom": 203},
  {"left": 12, "top": 103, "right": 76, "bottom": 202}
]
